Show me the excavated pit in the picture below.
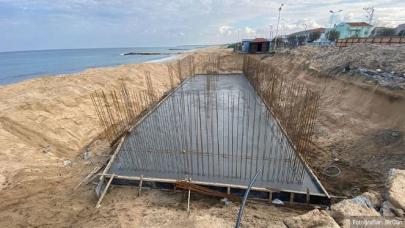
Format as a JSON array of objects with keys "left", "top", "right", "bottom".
[{"left": 103, "top": 74, "right": 328, "bottom": 198}]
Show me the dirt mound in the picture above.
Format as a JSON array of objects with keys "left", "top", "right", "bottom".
[
  {"left": 282, "top": 44, "right": 405, "bottom": 90},
  {"left": 295, "top": 44, "right": 405, "bottom": 74},
  {"left": 262, "top": 46, "right": 405, "bottom": 196}
]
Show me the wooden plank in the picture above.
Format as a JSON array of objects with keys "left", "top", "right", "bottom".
[
  {"left": 99, "top": 173, "right": 331, "bottom": 198},
  {"left": 176, "top": 180, "right": 239, "bottom": 201},
  {"left": 96, "top": 174, "right": 115, "bottom": 208},
  {"left": 75, "top": 166, "right": 102, "bottom": 190},
  {"left": 99, "top": 137, "right": 125, "bottom": 182}
]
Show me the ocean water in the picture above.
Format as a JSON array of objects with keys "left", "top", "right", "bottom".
[{"left": 0, "top": 46, "right": 203, "bottom": 85}]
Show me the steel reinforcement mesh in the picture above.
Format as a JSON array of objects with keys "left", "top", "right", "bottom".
[{"left": 107, "top": 74, "right": 324, "bottom": 194}]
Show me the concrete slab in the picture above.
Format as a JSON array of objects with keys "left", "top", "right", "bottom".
[{"left": 107, "top": 74, "right": 326, "bottom": 195}]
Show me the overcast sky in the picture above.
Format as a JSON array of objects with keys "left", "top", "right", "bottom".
[{"left": 1, "top": 0, "right": 404, "bottom": 52}]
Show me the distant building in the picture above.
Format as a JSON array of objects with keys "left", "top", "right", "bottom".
[
  {"left": 370, "top": 27, "right": 394, "bottom": 37},
  {"left": 370, "top": 27, "right": 397, "bottom": 37},
  {"left": 395, "top": 23, "right": 405, "bottom": 35},
  {"left": 241, "top": 38, "right": 270, "bottom": 54},
  {"left": 289, "top": 28, "right": 326, "bottom": 39},
  {"left": 333, "top": 22, "right": 373, "bottom": 39}
]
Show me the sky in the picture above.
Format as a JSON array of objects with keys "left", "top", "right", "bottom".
[{"left": 1, "top": 0, "right": 404, "bottom": 52}]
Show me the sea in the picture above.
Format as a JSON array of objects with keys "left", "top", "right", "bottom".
[{"left": 0, "top": 46, "right": 205, "bottom": 85}]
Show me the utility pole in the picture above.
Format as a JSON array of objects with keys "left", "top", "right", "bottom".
[
  {"left": 268, "top": 25, "right": 273, "bottom": 40},
  {"left": 363, "top": 6, "right": 375, "bottom": 25},
  {"left": 274, "top": 3, "right": 284, "bottom": 50}
]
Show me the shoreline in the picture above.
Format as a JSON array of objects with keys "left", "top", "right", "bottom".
[
  {"left": 0, "top": 46, "right": 221, "bottom": 87},
  {"left": 0, "top": 56, "right": 181, "bottom": 88},
  {"left": 0, "top": 47, "right": 203, "bottom": 86}
]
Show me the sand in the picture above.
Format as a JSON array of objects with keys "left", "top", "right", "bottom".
[{"left": 1, "top": 45, "right": 404, "bottom": 226}]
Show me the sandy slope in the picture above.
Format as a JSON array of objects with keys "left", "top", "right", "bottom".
[{"left": 261, "top": 47, "right": 405, "bottom": 196}]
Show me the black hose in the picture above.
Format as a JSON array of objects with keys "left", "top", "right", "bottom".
[{"left": 235, "top": 169, "right": 262, "bottom": 228}]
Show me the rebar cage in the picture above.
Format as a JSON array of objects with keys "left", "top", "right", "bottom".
[{"left": 93, "top": 54, "right": 329, "bottom": 200}]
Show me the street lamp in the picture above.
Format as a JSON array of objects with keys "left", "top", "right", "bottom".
[
  {"left": 329, "top": 9, "right": 342, "bottom": 27},
  {"left": 274, "top": 3, "right": 284, "bottom": 49},
  {"left": 268, "top": 25, "right": 273, "bottom": 40},
  {"left": 327, "top": 9, "right": 343, "bottom": 42}
]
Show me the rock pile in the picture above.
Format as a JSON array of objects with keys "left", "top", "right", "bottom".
[{"left": 283, "top": 169, "right": 405, "bottom": 228}]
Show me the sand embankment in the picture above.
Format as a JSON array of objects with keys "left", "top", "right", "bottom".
[
  {"left": 0, "top": 47, "right": 230, "bottom": 187},
  {"left": 260, "top": 45, "right": 405, "bottom": 196}
]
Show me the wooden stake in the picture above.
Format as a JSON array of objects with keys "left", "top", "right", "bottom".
[
  {"left": 96, "top": 173, "right": 115, "bottom": 208},
  {"left": 187, "top": 178, "right": 192, "bottom": 214},
  {"left": 290, "top": 192, "right": 294, "bottom": 204},
  {"left": 268, "top": 191, "right": 273, "bottom": 203},
  {"left": 306, "top": 188, "right": 310, "bottom": 205},
  {"left": 138, "top": 174, "right": 143, "bottom": 197}
]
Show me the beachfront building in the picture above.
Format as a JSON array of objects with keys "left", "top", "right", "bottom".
[
  {"left": 289, "top": 28, "right": 326, "bottom": 42},
  {"left": 370, "top": 27, "right": 395, "bottom": 37},
  {"left": 241, "top": 38, "right": 270, "bottom": 53},
  {"left": 395, "top": 23, "right": 405, "bottom": 36},
  {"left": 333, "top": 22, "right": 373, "bottom": 39}
]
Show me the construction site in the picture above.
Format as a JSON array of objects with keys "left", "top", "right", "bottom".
[{"left": 0, "top": 44, "right": 405, "bottom": 227}]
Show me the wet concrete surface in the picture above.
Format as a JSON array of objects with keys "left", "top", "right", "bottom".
[{"left": 108, "top": 74, "right": 325, "bottom": 195}]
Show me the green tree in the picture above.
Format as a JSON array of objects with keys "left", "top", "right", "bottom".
[
  {"left": 326, "top": 29, "right": 340, "bottom": 42},
  {"left": 308, "top": 31, "right": 321, "bottom": 42},
  {"left": 398, "top": 30, "right": 405, "bottom": 37}
]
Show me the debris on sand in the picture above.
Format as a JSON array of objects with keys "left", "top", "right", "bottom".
[
  {"left": 272, "top": 199, "right": 284, "bottom": 205},
  {"left": 63, "top": 160, "right": 72, "bottom": 166},
  {"left": 284, "top": 209, "right": 340, "bottom": 228},
  {"left": 82, "top": 151, "right": 92, "bottom": 160},
  {"left": 351, "top": 191, "right": 383, "bottom": 209},
  {"left": 330, "top": 197, "right": 381, "bottom": 226},
  {"left": 386, "top": 169, "right": 405, "bottom": 210},
  {"left": 288, "top": 44, "right": 405, "bottom": 89},
  {"left": 305, "top": 44, "right": 405, "bottom": 74},
  {"left": 381, "top": 201, "right": 398, "bottom": 217},
  {"left": 283, "top": 168, "right": 405, "bottom": 227},
  {"left": 372, "top": 129, "right": 402, "bottom": 146},
  {"left": 356, "top": 68, "right": 405, "bottom": 90}
]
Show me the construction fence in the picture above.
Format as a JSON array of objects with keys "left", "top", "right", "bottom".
[{"left": 336, "top": 36, "right": 405, "bottom": 47}]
